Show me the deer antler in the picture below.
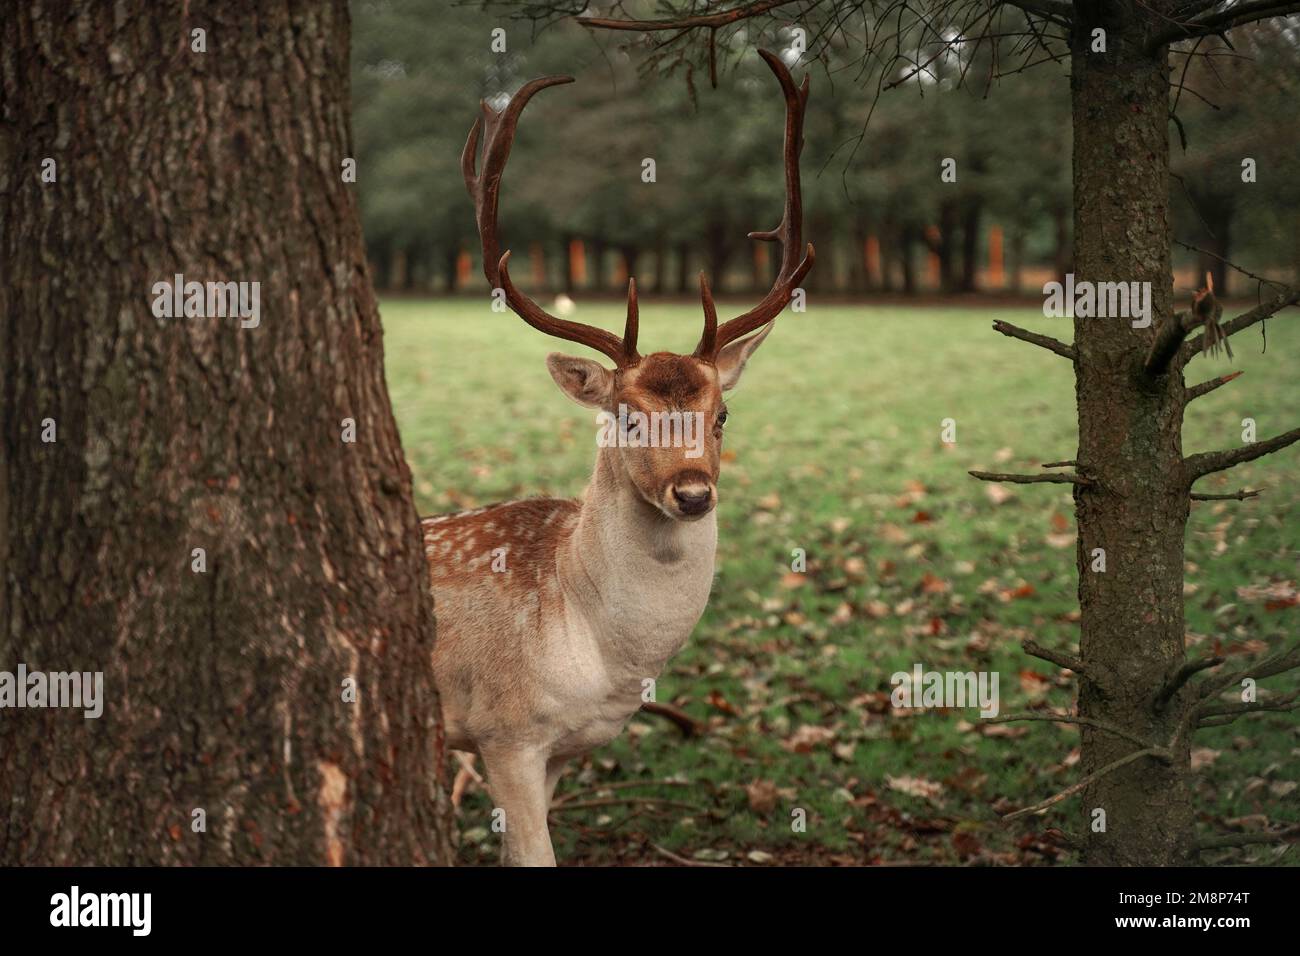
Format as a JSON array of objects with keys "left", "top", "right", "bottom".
[
  {"left": 695, "top": 49, "right": 815, "bottom": 362},
  {"left": 462, "top": 77, "right": 640, "bottom": 368}
]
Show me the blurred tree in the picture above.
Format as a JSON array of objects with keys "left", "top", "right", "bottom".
[{"left": 1171, "top": 22, "right": 1300, "bottom": 295}]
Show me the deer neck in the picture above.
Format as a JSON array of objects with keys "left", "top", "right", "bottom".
[{"left": 559, "top": 447, "right": 717, "bottom": 667}]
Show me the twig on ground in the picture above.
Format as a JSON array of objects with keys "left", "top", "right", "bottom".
[{"left": 648, "top": 842, "right": 732, "bottom": 867}]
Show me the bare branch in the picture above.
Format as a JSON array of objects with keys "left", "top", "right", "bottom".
[
  {"left": 1023, "top": 639, "right": 1086, "bottom": 674},
  {"left": 1001, "top": 747, "right": 1172, "bottom": 823},
  {"left": 550, "top": 796, "right": 700, "bottom": 813},
  {"left": 1182, "top": 286, "right": 1300, "bottom": 360},
  {"left": 1198, "top": 703, "right": 1300, "bottom": 728},
  {"left": 1184, "top": 427, "right": 1300, "bottom": 479},
  {"left": 1146, "top": 310, "right": 1199, "bottom": 374},
  {"left": 1186, "top": 370, "right": 1242, "bottom": 401},
  {"left": 1195, "top": 715, "right": 1238, "bottom": 728},
  {"left": 1199, "top": 688, "right": 1300, "bottom": 721},
  {"left": 991, "top": 320, "right": 1075, "bottom": 359},
  {"left": 1152, "top": 1, "right": 1300, "bottom": 49},
  {"left": 1041, "top": 460, "right": 1077, "bottom": 469},
  {"left": 1154, "top": 655, "right": 1225, "bottom": 713},
  {"left": 649, "top": 842, "right": 731, "bottom": 867},
  {"left": 1190, "top": 488, "right": 1259, "bottom": 501},
  {"left": 578, "top": 0, "right": 799, "bottom": 32},
  {"left": 970, "top": 470, "right": 1090, "bottom": 485},
  {"left": 1195, "top": 826, "right": 1300, "bottom": 852},
  {"left": 984, "top": 712, "right": 1157, "bottom": 751},
  {"left": 999, "top": 0, "right": 1074, "bottom": 28},
  {"left": 1199, "top": 639, "right": 1300, "bottom": 699},
  {"left": 553, "top": 779, "right": 692, "bottom": 806}
]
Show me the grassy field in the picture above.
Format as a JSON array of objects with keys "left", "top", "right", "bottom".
[{"left": 383, "top": 297, "right": 1300, "bottom": 866}]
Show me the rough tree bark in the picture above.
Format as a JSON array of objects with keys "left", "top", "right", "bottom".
[
  {"left": 1069, "top": 14, "right": 1192, "bottom": 866},
  {"left": 0, "top": 0, "right": 454, "bottom": 865},
  {"left": 981, "top": 2, "right": 1300, "bottom": 865}
]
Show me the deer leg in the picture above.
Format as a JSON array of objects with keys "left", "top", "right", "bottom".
[
  {"left": 480, "top": 746, "right": 555, "bottom": 867},
  {"left": 545, "top": 757, "right": 568, "bottom": 809}
]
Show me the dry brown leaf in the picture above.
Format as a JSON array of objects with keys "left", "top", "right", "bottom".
[
  {"left": 782, "top": 724, "right": 837, "bottom": 753},
  {"left": 886, "top": 775, "right": 944, "bottom": 803}
]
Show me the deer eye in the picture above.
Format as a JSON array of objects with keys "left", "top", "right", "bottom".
[{"left": 717, "top": 408, "right": 728, "bottom": 427}]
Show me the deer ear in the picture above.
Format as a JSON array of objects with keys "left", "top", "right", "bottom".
[
  {"left": 715, "top": 321, "right": 774, "bottom": 391},
  {"left": 547, "top": 353, "right": 615, "bottom": 408}
]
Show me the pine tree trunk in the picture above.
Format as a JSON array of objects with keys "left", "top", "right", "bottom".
[
  {"left": 443, "top": 246, "right": 460, "bottom": 294},
  {"left": 960, "top": 200, "right": 981, "bottom": 293},
  {"left": 1070, "top": 19, "right": 1193, "bottom": 866},
  {"left": 0, "top": 0, "right": 453, "bottom": 865}
]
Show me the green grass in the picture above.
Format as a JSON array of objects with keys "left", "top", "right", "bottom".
[{"left": 384, "top": 297, "right": 1300, "bottom": 866}]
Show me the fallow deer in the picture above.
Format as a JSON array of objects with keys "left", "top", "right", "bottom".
[{"left": 425, "top": 50, "right": 813, "bottom": 866}]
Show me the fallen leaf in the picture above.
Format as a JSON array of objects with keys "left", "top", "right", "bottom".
[
  {"left": 920, "top": 572, "right": 950, "bottom": 594},
  {"left": 886, "top": 775, "right": 944, "bottom": 803},
  {"left": 746, "top": 780, "right": 779, "bottom": 814},
  {"left": 782, "top": 724, "right": 837, "bottom": 753},
  {"left": 706, "top": 690, "right": 741, "bottom": 716},
  {"left": 985, "top": 484, "right": 1013, "bottom": 505},
  {"left": 1190, "top": 747, "right": 1221, "bottom": 771},
  {"left": 693, "top": 848, "right": 729, "bottom": 862}
]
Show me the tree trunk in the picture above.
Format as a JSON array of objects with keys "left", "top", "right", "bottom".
[
  {"left": 1053, "top": 201, "right": 1072, "bottom": 285},
  {"left": 1194, "top": 195, "right": 1234, "bottom": 297},
  {"left": 0, "top": 0, "right": 454, "bottom": 865},
  {"left": 652, "top": 238, "right": 667, "bottom": 294},
  {"left": 675, "top": 241, "right": 691, "bottom": 295},
  {"left": 443, "top": 246, "right": 460, "bottom": 294},
  {"left": 1008, "top": 225, "right": 1025, "bottom": 294},
  {"left": 900, "top": 224, "right": 918, "bottom": 296},
  {"left": 561, "top": 235, "right": 577, "bottom": 295},
  {"left": 1070, "top": 17, "right": 1192, "bottom": 866},
  {"left": 880, "top": 216, "right": 899, "bottom": 293},
  {"left": 619, "top": 244, "right": 640, "bottom": 289},
  {"left": 937, "top": 201, "right": 959, "bottom": 293},
  {"left": 960, "top": 200, "right": 981, "bottom": 293},
  {"left": 706, "top": 219, "right": 732, "bottom": 293},
  {"left": 591, "top": 237, "right": 609, "bottom": 292},
  {"left": 374, "top": 241, "right": 394, "bottom": 293}
]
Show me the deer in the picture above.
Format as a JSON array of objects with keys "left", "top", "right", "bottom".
[{"left": 424, "top": 49, "right": 813, "bottom": 866}]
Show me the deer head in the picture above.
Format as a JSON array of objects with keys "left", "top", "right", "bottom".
[{"left": 462, "top": 50, "right": 813, "bottom": 522}]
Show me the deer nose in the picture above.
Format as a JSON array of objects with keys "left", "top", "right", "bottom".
[{"left": 672, "top": 484, "right": 713, "bottom": 515}]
